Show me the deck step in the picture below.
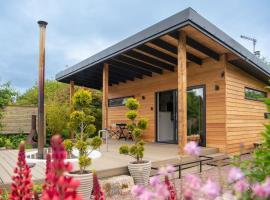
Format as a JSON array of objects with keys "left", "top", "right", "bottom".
[
  {"left": 204, "top": 153, "right": 230, "bottom": 166},
  {"left": 200, "top": 147, "right": 219, "bottom": 155}
]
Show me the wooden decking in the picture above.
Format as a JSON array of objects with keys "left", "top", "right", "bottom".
[{"left": 0, "top": 140, "right": 220, "bottom": 189}]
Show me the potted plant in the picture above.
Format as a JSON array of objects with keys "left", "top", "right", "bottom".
[
  {"left": 67, "top": 89, "right": 102, "bottom": 200},
  {"left": 119, "top": 98, "right": 150, "bottom": 185}
]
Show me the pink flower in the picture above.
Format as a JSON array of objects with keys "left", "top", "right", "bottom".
[
  {"left": 252, "top": 183, "right": 267, "bottom": 198},
  {"left": 262, "top": 177, "right": 270, "bottom": 196},
  {"left": 234, "top": 178, "right": 249, "bottom": 192},
  {"left": 132, "top": 185, "right": 145, "bottom": 197},
  {"left": 154, "top": 183, "right": 170, "bottom": 198},
  {"left": 184, "top": 141, "right": 201, "bottom": 156},
  {"left": 201, "top": 179, "right": 220, "bottom": 198},
  {"left": 41, "top": 135, "right": 82, "bottom": 200},
  {"left": 183, "top": 188, "right": 193, "bottom": 200},
  {"left": 149, "top": 176, "right": 161, "bottom": 187},
  {"left": 228, "top": 167, "right": 244, "bottom": 183},
  {"left": 184, "top": 174, "right": 201, "bottom": 190},
  {"left": 9, "top": 142, "right": 33, "bottom": 200},
  {"left": 139, "top": 191, "right": 155, "bottom": 200},
  {"left": 158, "top": 165, "right": 176, "bottom": 176}
]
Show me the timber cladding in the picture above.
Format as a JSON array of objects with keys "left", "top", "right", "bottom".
[
  {"left": 226, "top": 63, "right": 268, "bottom": 154},
  {"left": 108, "top": 58, "right": 227, "bottom": 151},
  {"left": 0, "top": 106, "right": 37, "bottom": 134},
  {"left": 108, "top": 58, "right": 268, "bottom": 154}
]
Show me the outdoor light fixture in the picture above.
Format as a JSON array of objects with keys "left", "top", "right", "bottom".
[{"left": 215, "top": 85, "right": 220, "bottom": 91}]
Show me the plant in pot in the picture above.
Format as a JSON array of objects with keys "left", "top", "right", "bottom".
[
  {"left": 67, "top": 89, "right": 102, "bottom": 200},
  {"left": 119, "top": 98, "right": 150, "bottom": 185}
]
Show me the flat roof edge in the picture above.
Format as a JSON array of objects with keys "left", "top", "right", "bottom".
[{"left": 56, "top": 7, "right": 270, "bottom": 82}]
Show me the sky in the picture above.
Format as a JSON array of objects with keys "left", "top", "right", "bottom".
[{"left": 0, "top": 0, "right": 270, "bottom": 93}]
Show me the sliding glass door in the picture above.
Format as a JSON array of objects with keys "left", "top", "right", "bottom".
[{"left": 155, "top": 86, "right": 206, "bottom": 146}]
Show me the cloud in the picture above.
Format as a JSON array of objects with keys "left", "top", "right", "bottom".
[{"left": 0, "top": 0, "right": 270, "bottom": 93}]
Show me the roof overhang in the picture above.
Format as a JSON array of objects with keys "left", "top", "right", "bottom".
[{"left": 56, "top": 8, "right": 270, "bottom": 89}]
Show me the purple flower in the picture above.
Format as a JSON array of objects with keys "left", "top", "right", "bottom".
[
  {"left": 228, "top": 167, "right": 244, "bottom": 183},
  {"left": 149, "top": 176, "right": 161, "bottom": 187},
  {"left": 184, "top": 174, "right": 201, "bottom": 190},
  {"left": 184, "top": 141, "right": 201, "bottom": 156},
  {"left": 154, "top": 183, "right": 169, "bottom": 198},
  {"left": 131, "top": 185, "right": 145, "bottom": 197},
  {"left": 252, "top": 183, "right": 267, "bottom": 198},
  {"left": 139, "top": 190, "right": 155, "bottom": 200},
  {"left": 234, "top": 178, "right": 249, "bottom": 192},
  {"left": 262, "top": 177, "right": 270, "bottom": 197},
  {"left": 158, "top": 165, "right": 176, "bottom": 176},
  {"left": 201, "top": 179, "right": 220, "bottom": 198}
]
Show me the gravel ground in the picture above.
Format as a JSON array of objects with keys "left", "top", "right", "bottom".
[{"left": 105, "top": 154, "right": 252, "bottom": 200}]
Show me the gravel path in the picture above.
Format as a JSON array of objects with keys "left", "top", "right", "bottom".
[{"left": 105, "top": 154, "right": 252, "bottom": 200}]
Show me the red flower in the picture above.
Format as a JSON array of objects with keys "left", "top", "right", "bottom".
[
  {"left": 41, "top": 135, "right": 82, "bottom": 200},
  {"left": 9, "top": 142, "right": 33, "bottom": 200},
  {"left": 164, "top": 176, "right": 176, "bottom": 200},
  {"left": 92, "top": 171, "right": 105, "bottom": 200}
]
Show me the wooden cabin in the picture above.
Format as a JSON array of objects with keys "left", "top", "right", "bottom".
[{"left": 56, "top": 8, "right": 269, "bottom": 154}]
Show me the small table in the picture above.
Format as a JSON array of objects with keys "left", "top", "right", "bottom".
[{"left": 151, "top": 155, "right": 213, "bottom": 179}]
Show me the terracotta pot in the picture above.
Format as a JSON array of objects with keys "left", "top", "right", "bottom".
[
  {"left": 67, "top": 172, "right": 93, "bottom": 200},
  {"left": 128, "top": 160, "right": 151, "bottom": 186}
]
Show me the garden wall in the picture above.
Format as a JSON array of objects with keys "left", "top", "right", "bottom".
[{"left": 0, "top": 105, "right": 37, "bottom": 134}]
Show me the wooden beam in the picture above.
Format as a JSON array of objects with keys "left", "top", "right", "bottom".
[
  {"left": 116, "top": 55, "right": 163, "bottom": 74},
  {"left": 109, "top": 59, "right": 151, "bottom": 77},
  {"left": 150, "top": 38, "right": 202, "bottom": 65},
  {"left": 168, "top": 32, "right": 220, "bottom": 61},
  {"left": 136, "top": 45, "right": 177, "bottom": 64},
  {"left": 125, "top": 50, "right": 174, "bottom": 71},
  {"left": 69, "top": 80, "right": 74, "bottom": 104},
  {"left": 102, "top": 63, "right": 109, "bottom": 129},
  {"left": 178, "top": 31, "right": 188, "bottom": 155}
]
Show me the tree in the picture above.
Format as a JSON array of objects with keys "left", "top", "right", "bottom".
[
  {"left": 16, "top": 80, "right": 102, "bottom": 139},
  {"left": 0, "top": 82, "right": 16, "bottom": 131}
]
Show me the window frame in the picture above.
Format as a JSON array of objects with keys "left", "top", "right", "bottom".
[
  {"left": 244, "top": 87, "right": 267, "bottom": 102},
  {"left": 108, "top": 96, "right": 134, "bottom": 107}
]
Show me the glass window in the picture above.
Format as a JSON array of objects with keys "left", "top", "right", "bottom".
[
  {"left": 245, "top": 87, "right": 266, "bottom": 101},
  {"left": 108, "top": 96, "right": 133, "bottom": 107},
  {"left": 187, "top": 87, "right": 205, "bottom": 146}
]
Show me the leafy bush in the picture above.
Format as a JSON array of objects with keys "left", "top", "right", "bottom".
[
  {"left": 0, "top": 137, "right": 5, "bottom": 147},
  {"left": 63, "top": 139, "right": 73, "bottom": 157},
  {"left": 46, "top": 102, "right": 71, "bottom": 136},
  {"left": 119, "top": 98, "right": 148, "bottom": 163}
]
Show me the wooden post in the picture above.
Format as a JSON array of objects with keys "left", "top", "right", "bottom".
[
  {"left": 178, "top": 31, "right": 188, "bottom": 154},
  {"left": 70, "top": 80, "right": 74, "bottom": 104},
  {"left": 37, "top": 20, "right": 48, "bottom": 159},
  {"left": 102, "top": 63, "right": 109, "bottom": 129}
]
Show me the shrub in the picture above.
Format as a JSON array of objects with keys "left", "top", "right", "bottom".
[
  {"left": 119, "top": 98, "right": 148, "bottom": 163},
  {"left": 46, "top": 102, "right": 71, "bottom": 138},
  {"left": 0, "top": 138, "right": 5, "bottom": 147},
  {"left": 70, "top": 89, "right": 102, "bottom": 173},
  {"left": 63, "top": 139, "right": 73, "bottom": 157}
]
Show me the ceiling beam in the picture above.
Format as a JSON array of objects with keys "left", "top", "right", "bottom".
[
  {"left": 136, "top": 45, "right": 177, "bottom": 64},
  {"left": 115, "top": 55, "right": 163, "bottom": 74},
  {"left": 150, "top": 38, "right": 202, "bottom": 65},
  {"left": 124, "top": 50, "right": 174, "bottom": 72},
  {"left": 109, "top": 66, "right": 135, "bottom": 82},
  {"left": 168, "top": 32, "right": 220, "bottom": 61},
  {"left": 107, "top": 60, "right": 144, "bottom": 79}
]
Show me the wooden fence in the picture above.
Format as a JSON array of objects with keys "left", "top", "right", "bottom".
[{"left": 0, "top": 106, "right": 37, "bottom": 134}]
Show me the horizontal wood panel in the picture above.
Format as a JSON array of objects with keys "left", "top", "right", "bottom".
[{"left": 225, "top": 63, "right": 268, "bottom": 154}]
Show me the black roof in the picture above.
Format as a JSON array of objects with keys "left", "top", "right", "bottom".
[{"left": 56, "top": 7, "right": 270, "bottom": 87}]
